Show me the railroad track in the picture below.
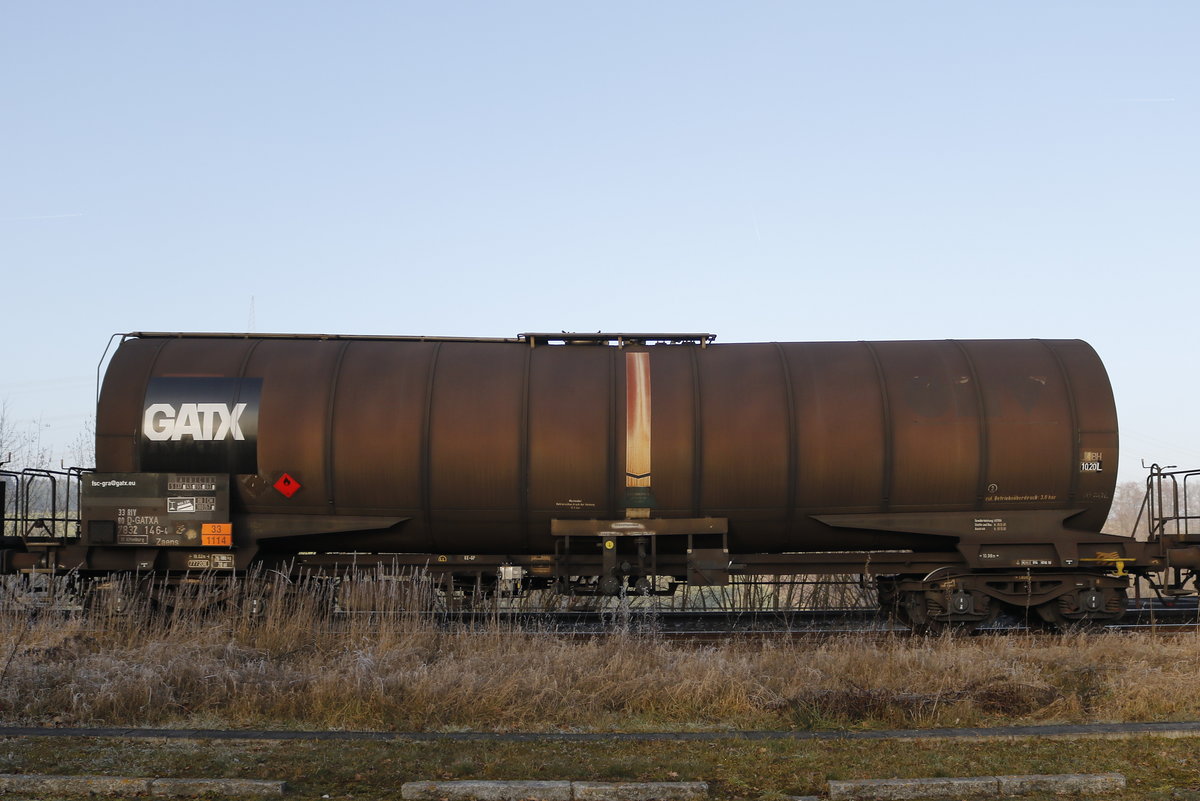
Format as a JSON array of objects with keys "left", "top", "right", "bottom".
[
  {"left": 332, "top": 602, "right": 1200, "bottom": 636},
  {"left": 2, "top": 578, "right": 1197, "bottom": 635}
]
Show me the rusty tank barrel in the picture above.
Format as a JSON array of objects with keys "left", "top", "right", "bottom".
[{"left": 95, "top": 334, "right": 1117, "bottom": 554}]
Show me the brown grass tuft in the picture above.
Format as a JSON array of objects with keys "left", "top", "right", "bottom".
[{"left": 0, "top": 574, "right": 1197, "bottom": 731}]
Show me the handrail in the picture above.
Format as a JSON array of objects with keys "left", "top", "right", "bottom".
[
  {"left": 519, "top": 332, "right": 716, "bottom": 347},
  {"left": 0, "top": 468, "right": 86, "bottom": 542},
  {"left": 1142, "top": 464, "right": 1200, "bottom": 542}
]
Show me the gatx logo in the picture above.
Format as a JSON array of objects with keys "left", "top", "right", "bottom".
[
  {"left": 143, "top": 403, "right": 249, "bottom": 441},
  {"left": 139, "top": 377, "right": 262, "bottom": 474}
]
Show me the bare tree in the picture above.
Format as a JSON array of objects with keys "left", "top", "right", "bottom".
[
  {"left": 66, "top": 416, "right": 95, "bottom": 470},
  {"left": 0, "top": 402, "right": 56, "bottom": 473},
  {"left": 0, "top": 403, "right": 81, "bottom": 536},
  {"left": 1104, "top": 480, "right": 1150, "bottom": 539},
  {"left": 0, "top": 401, "right": 30, "bottom": 468}
]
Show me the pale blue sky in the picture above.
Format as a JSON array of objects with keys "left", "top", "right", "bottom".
[{"left": 2, "top": 2, "right": 1197, "bottom": 480}]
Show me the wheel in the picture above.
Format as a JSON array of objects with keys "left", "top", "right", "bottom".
[
  {"left": 1033, "top": 587, "right": 1127, "bottom": 632},
  {"left": 899, "top": 587, "right": 998, "bottom": 635}
]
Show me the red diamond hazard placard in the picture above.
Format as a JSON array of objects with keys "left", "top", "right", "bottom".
[{"left": 273, "top": 472, "right": 301, "bottom": 498}]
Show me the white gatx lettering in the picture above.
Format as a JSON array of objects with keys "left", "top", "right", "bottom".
[
  {"left": 172, "top": 404, "right": 203, "bottom": 440},
  {"left": 143, "top": 404, "right": 175, "bottom": 441},
  {"left": 142, "top": 403, "right": 248, "bottom": 441},
  {"left": 214, "top": 403, "right": 247, "bottom": 440}
]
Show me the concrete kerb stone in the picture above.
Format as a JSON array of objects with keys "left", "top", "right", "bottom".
[
  {"left": 996, "top": 773, "right": 1126, "bottom": 795},
  {"left": 827, "top": 776, "right": 995, "bottom": 801},
  {"left": 400, "top": 781, "right": 709, "bottom": 801},
  {"left": 826, "top": 773, "right": 1126, "bottom": 801},
  {"left": 401, "top": 781, "right": 574, "bottom": 801},
  {"left": 573, "top": 781, "right": 709, "bottom": 801},
  {"left": 149, "top": 777, "right": 289, "bottom": 796},
  {"left": 0, "top": 774, "right": 154, "bottom": 795},
  {"left": 0, "top": 773, "right": 286, "bottom": 797}
]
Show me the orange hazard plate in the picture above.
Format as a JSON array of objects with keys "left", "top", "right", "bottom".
[{"left": 201, "top": 523, "right": 232, "bottom": 546}]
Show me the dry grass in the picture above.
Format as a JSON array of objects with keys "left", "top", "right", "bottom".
[
  {"left": 1, "top": 573, "right": 1199, "bottom": 731},
  {"left": 8, "top": 735, "right": 1200, "bottom": 801}
]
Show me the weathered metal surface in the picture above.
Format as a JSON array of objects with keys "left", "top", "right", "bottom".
[{"left": 96, "top": 334, "right": 1118, "bottom": 556}]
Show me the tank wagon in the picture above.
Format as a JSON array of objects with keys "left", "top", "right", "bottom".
[{"left": 7, "top": 331, "right": 1200, "bottom": 629}]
